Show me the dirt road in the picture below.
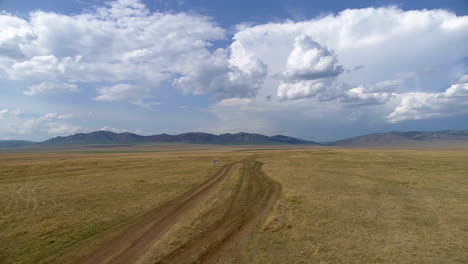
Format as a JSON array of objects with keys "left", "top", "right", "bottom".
[{"left": 79, "top": 160, "right": 280, "bottom": 264}]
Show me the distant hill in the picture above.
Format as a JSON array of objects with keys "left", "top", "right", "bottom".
[
  {"left": 4, "top": 130, "right": 468, "bottom": 149},
  {"left": 0, "top": 140, "right": 35, "bottom": 148},
  {"left": 40, "top": 131, "right": 320, "bottom": 146},
  {"left": 42, "top": 131, "right": 148, "bottom": 145},
  {"left": 333, "top": 130, "right": 468, "bottom": 147}
]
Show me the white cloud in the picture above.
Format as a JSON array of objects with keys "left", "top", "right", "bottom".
[
  {"left": 99, "top": 126, "right": 127, "bottom": 133},
  {"left": 94, "top": 84, "right": 145, "bottom": 102},
  {"left": 19, "top": 113, "right": 81, "bottom": 135},
  {"left": 0, "top": 0, "right": 250, "bottom": 103},
  {"left": 1, "top": 3, "right": 468, "bottom": 139},
  {"left": 0, "top": 108, "right": 23, "bottom": 119},
  {"left": 232, "top": 7, "right": 467, "bottom": 91},
  {"left": 94, "top": 83, "right": 159, "bottom": 109},
  {"left": 275, "top": 36, "right": 398, "bottom": 103},
  {"left": 24, "top": 82, "right": 79, "bottom": 96},
  {"left": 277, "top": 79, "right": 328, "bottom": 100},
  {"left": 47, "top": 122, "right": 82, "bottom": 135},
  {"left": 98, "top": 126, "right": 145, "bottom": 134},
  {"left": 121, "top": 49, "right": 153, "bottom": 62},
  {"left": 277, "top": 35, "right": 343, "bottom": 100},
  {"left": 222, "top": 6, "right": 468, "bottom": 122},
  {"left": 172, "top": 48, "right": 268, "bottom": 99},
  {"left": 343, "top": 86, "right": 395, "bottom": 105},
  {"left": 0, "top": 109, "right": 8, "bottom": 118},
  {"left": 388, "top": 76, "right": 468, "bottom": 123},
  {"left": 459, "top": 75, "right": 468, "bottom": 83},
  {"left": 0, "top": 14, "right": 35, "bottom": 59},
  {"left": 282, "top": 35, "right": 343, "bottom": 81},
  {"left": 445, "top": 81, "right": 468, "bottom": 97},
  {"left": 206, "top": 7, "right": 468, "bottom": 137},
  {"left": 8, "top": 55, "right": 64, "bottom": 80}
]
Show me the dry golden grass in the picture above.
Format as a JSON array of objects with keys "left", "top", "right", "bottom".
[
  {"left": 138, "top": 163, "right": 244, "bottom": 264},
  {"left": 0, "top": 149, "right": 246, "bottom": 263},
  {"left": 246, "top": 149, "right": 468, "bottom": 263},
  {"left": 1, "top": 147, "right": 467, "bottom": 263}
]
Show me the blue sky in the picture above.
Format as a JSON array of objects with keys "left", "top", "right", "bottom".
[{"left": 1, "top": 0, "right": 468, "bottom": 141}]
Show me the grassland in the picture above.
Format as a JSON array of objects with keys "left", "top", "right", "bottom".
[
  {"left": 247, "top": 149, "right": 468, "bottom": 263},
  {"left": 1, "top": 147, "right": 467, "bottom": 263},
  {"left": 0, "top": 149, "right": 246, "bottom": 263}
]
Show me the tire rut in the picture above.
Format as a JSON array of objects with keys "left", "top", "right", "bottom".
[
  {"left": 79, "top": 163, "right": 236, "bottom": 264},
  {"left": 80, "top": 160, "right": 280, "bottom": 264},
  {"left": 159, "top": 160, "right": 280, "bottom": 264}
]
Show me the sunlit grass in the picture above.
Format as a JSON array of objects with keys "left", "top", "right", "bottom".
[
  {"left": 246, "top": 149, "right": 468, "bottom": 263},
  {"left": 1, "top": 147, "right": 467, "bottom": 263}
]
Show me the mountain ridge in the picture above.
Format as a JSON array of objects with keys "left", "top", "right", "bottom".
[
  {"left": 333, "top": 130, "right": 468, "bottom": 146},
  {"left": 2, "top": 130, "right": 468, "bottom": 148},
  {"left": 39, "top": 131, "right": 320, "bottom": 146},
  {"left": 0, "top": 140, "right": 35, "bottom": 148}
]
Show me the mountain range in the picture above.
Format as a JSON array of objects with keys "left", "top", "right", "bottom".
[
  {"left": 1, "top": 130, "right": 468, "bottom": 149},
  {"left": 332, "top": 130, "right": 468, "bottom": 147},
  {"left": 14, "top": 131, "right": 318, "bottom": 147}
]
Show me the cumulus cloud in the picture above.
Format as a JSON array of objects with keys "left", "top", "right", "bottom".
[
  {"left": 277, "top": 80, "right": 327, "bottom": 100},
  {"left": 275, "top": 35, "right": 398, "bottom": 103},
  {"left": 94, "top": 84, "right": 159, "bottom": 109},
  {"left": 24, "top": 82, "right": 79, "bottom": 96},
  {"left": 282, "top": 35, "right": 343, "bottom": 81},
  {"left": 388, "top": 76, "right": 468, "bottom": 123},
  {"left": 0, "top": 0, "right": 260, "bottom": 103},
  {"left": 223, "top": 6, "right": 468, "bottom": 123},
  {"left": 277, "top": 35, "right": 343, "bottom": 100},
  {"left": 172, "top": 48, "right": 268, "bottom": 99},
  {"left": 0, "top": 110, "right": 138, "bottom": 140},
  {"left": 46, "top": 122, "right": 82, "bottom": 134},
  {"left": 2, "top": 3, "right": 468, "bottom": 138},
  {"left": 94, "top": 84, "right": 145, "bottom": 102},
  {"left": 19, "top": 113, "right": 81, "bottom": 135},
  {"left": 343, "top": 85, "right": 395, "bottom": 105},
  {"left": 231, "top": 7, "right": 468, "bottom": 88},
  {"left": 205, "top": 6, "right": 468, "bottom": 137},
  {"left": 0, "top": 14, "right": 35, "bottom": 59}
]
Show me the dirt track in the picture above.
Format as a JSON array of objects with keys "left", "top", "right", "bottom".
[{"left": 79, "top": 160, "right": 280, "bottom": 264}]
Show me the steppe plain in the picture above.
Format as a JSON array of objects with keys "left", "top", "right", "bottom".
[{"left": 1, "top": 145, "right": 467, "bottom": 263}]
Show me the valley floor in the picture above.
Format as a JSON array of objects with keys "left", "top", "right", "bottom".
[{"left": 1, "top": 147, "right": 467, "bottom": 263}]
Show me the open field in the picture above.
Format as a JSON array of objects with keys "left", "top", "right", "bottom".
[
  {"left": 248, "top": 149, "right": 468, "bottom": 263},
  {"left": 1, "top": 146, "right": 467, "bottom": 263},
  {"left": 0, "top": 148, "right": 246, "bottom": 263}
]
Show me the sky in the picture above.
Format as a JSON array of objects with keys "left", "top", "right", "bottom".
[{"left": 1, "top": 0, "right": 468, "bottom": 141}]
